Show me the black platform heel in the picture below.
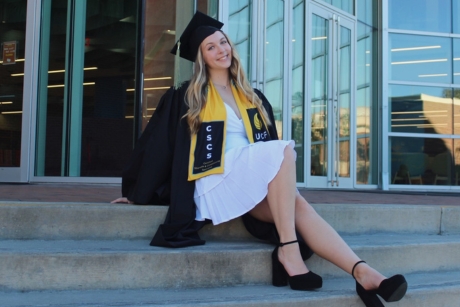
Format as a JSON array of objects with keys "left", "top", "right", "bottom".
[
  {"left": 352, "top": 260, "right": 408, "bottom": 307},
  {"left": 271, "top": 240, "right": 322, "bottom": 290}
]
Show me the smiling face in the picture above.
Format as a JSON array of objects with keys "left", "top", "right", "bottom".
[{"left": 200, "top": 31, "right": 232, "bottom": 71}]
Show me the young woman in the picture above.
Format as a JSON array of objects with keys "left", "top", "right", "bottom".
[{"left": 112, "top": 11, "right": 407, "bottom": 307}]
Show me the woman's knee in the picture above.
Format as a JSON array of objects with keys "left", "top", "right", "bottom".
[{"left": 283, "top": 146, "right": 296, "bottom": 164}]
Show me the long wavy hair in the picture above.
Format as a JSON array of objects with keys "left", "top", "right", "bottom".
[{"left": 184, "top": 31, "right": 271, "bottom": 135}]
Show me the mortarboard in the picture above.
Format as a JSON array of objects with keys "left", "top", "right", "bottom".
[{"left": 171, "top": 11, "right": 224, "bottom": 62}]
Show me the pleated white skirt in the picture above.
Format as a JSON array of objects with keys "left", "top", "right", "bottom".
[{"left": 194, "top": 139, "right": 295, "bottom": 225}]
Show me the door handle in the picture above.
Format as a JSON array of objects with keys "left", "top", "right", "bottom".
[{"left": 335, "top": 16, "right": 341, "bottom": 187}]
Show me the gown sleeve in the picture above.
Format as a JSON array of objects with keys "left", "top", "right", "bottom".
[
  {"left": 121, "top": 83, "right": 208, "bottom": 247},
  {"left": 121, "top": 87, "right": 177, "bottom": 204}
]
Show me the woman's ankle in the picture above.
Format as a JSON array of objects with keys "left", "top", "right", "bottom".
[
  {"left": 354, "top": 263, "right": 386, "bottom": 290},
  {"left": 278, "top": 244, "right": 309, "bottom": 276}
]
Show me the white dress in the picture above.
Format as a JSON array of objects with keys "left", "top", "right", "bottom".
[{"left": 194, "top": 103, "right": 295, "bottom": 225}]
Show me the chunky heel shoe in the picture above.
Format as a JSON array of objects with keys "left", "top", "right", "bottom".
[
  {"left": 271, "top": 246, "right": 288, "bottom": 287},
  {"left": 376, "top": 274, "right": 408, "bottom": 302},
  {"left": 356, "top": 282, "right": 384, "bottom": 307},
  {"left": 271, "top": 240, "right": 322, "bottom": 290},
  {"left": 352, "top": 260, "right": 408, "bottom": 306}
]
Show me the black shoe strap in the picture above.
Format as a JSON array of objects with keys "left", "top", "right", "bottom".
[
  {"left": 352, "top": 260, "right": 367, "bottom": 279},
  {"left": 279, "top": 240, "right": 298, "bottom": 247}
]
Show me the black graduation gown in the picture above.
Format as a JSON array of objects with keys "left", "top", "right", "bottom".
[{"left": 121, "top": 81, "right": 313, "bottom": 259}]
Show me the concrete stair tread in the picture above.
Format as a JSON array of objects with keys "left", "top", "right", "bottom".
[
  {"left": 1, "top": 235, "right": 459, "bottom": 291},
  {"left": 2, "top": 202, "right": 460, "bottom": 240},
  {"left": 0, "top": 233, "right": 459, "bottom": 253},
  {"left": 1, "top": 270, "right": 460, "bottom": 307}
]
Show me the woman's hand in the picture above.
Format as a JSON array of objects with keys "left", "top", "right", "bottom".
[{"left": 110, "top": 197, "right": 134, "bottom": 204}]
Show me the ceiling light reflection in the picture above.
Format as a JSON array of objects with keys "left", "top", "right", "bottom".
[
  {"left": 127, "top": 86, "right": 170, "bottom": 92},
  {"left": 418, "top": 73, "right": 448, "bottom": 78},
  {"left": 11, "top": 67, "right": 98, "bottom": 77},
  {"left": 391, "top": 45, "right": 441, "bottom": 52},
  {"left": 392, "top": 58, "right": 447, "bottom": 65},
  {"left": 1, "top": 111, "right": 22, "bottom": 114},
  {"left": 144, "top": 77, "right": 171, "bottom": 81}
]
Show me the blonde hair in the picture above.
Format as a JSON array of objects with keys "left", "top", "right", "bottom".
[{"left": 184, "top": 31, "right": 271, "bottom": 135}]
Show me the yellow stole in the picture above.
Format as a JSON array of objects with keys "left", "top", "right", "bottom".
[{"left": 188, "top": 82, "right": 270, "bottom": 181}]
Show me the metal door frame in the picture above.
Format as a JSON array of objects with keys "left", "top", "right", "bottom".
[
  {"left": 0, "top": 0, "right": 39, "bottom": 182},
  {"left": 305, "top": 2, "right": 356, "bottom": 188}
]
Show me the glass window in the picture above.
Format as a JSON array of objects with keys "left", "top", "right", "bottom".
[
  {"left": 391, "top": 137, "right": 454, "bottom": 185},
  {"left": 0, "top": 0, "right": 27, "bottom": 167},
  {"left": 292, "top": 0, "right": 304, "bottom": 181},
  {"left": 228, "top": 0, "right": 251, "bottom": 78},
  {"left": 389, "top": 85, "right": 453, "bottom": 135},
  {"left": 311, "top": 14, "right": 328, "bottom": 177},
  {"left": 357, "top": 0, "right": 374, "bottom": 26},
  {"left": 451, "top": 89, "right": 460, "bottom": 134},
  {"left": 318, "top": 0, "right": 353, "bottom": 15},
  {"left": 265, "top": 0, "right": 284, "bottom": 136},
  {"left": 36, "top": 0, "right": 138, "bottom": 177},
  {"left": 389, "top": 34, "right": 451, "bottom": 83},
  {"left": 455, "top": 0, "right": 460, "bottom": 34},
  {"left": 389, "top": 0, "right": 451, "bottom": 33},
  {"left": 35, "top": 0, "right": 69, "bottom": 175},
  {"left": 356, "top": 23, "right": 378, "bottom": 184},
  {"left": 455, "top": 39, "right": 460, "bottom": 84},
  {"left": 454, "top": 139, "right": 460, "bottom": 185},
  {"left": 143, "top": 0, "right": 217, "bottom": 129},
  {"left": 142, "top": 1, "right": 193, "bottom": 130}
]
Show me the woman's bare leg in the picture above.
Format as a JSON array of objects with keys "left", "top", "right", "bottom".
[
  {"left": 251, "top": 146, "right": 308, "bottom": 276},
  {"left": 250, "top": 146, "right": 386, "bottom": 290}
]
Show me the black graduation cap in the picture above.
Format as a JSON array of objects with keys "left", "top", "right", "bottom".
[{"left": 171, "top": 11, "right": 224, "bottom": 62}]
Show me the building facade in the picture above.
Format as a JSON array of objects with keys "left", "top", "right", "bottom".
[{"left": 1, "top": 0, "right": 459, "bottom": 192}]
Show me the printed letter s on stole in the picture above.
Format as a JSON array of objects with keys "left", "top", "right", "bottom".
[{"left": 206, "top": 124, "right": 212, "bottom": 159}]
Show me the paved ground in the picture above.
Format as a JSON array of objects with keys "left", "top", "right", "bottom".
[{"left": 0, "top": 183, "right": 459, "bottom": 205}]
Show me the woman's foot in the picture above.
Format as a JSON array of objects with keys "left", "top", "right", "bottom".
[
  {"left": 352, "top": 261, "right": 386, "bottom": 291},
  {"left": 277, "top": 240, "right": 309, "bottom": 276},
  {"left": 352, "top": 260, "right": 408, "bottom": 305},
  {"left": 271, "top": 240, "right": 322, "bottom": 290}
]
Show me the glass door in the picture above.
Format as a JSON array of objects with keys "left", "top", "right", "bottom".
[
  {"left": 34, "top": 0, "right": 139, "bottom": 179},
  {"left": 0, "top": 0, "right": 32, "bottom": 182},
  {"left": 307, "top": 4, "right": 355, "bottom": 188}
]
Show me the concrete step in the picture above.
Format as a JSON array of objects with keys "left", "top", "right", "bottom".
[
  {"left": 0, "top": 202, "right": 458, "bottom": 240},
  {"left": 1, "top": 234, "right": 459, "bottom": 291},
  {"left": 1, "top": 270, "right": 460, "bottom": 307}
]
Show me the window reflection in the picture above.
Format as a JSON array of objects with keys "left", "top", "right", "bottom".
[
  {"left": 339, "top": 26, "right": 351, "bottom": 178},
  {"left": 319, "top": 0, "right": 353, "bottom": 15},
  {"left": 311, "top": 14, "right": 328, "bottom": 177},
  {"left": 391, "top": 137, "right": 455, "bottom": 185},
  {"left": 455, "top": 39, "right": 460, "bottom": 84},
  {"left": 455, "top": 0, "right": 460, "bottom": 34},
  {"left": 292, "top": 0, "right": 305, "bottom": 181},
  {"left": 357, "top": 0, "right": 374, "bottom": 26},
  {"left": 455, "top": 94, "right": 460, "bottom": 135},
  {"left": 36, "top": 0, "right": 139, "bottom": 177},
  {"left": 0, "top": 0, "right": 26, "bottom": 167},
  {"left": 455, "top": 139, "right": 460, "bottom": 185},
  {"left": 142, "top": 0, "right": 217, "bottom": 130},
  {"left": 389, "top": 34, "right": 451, "bottom": 83},
  {"left": 390, "top": 85, "right": 454, "bottom": 135},
  {"left": 389, "top": 0, "right": 451, "bottom": 33},
  {"left": 228, "top": 0, "right": 251, "bottom": 79},
  {"left": 356, "top": 23, "right": 377, "bottom": 184},
  {"left": 142, "top": 0, "right": 187, "bottom": 130},
  {"left": 265, "top": 0, "right": 284, "bottom": 136}
]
